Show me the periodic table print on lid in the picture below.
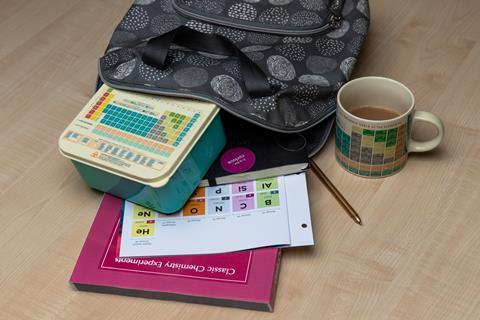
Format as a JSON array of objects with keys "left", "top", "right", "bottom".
[{"left": 58, "top": 85, "right": 226, "bottom": 213}]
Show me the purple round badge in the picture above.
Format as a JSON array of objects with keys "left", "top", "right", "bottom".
[{"left": 220, "top": 147, "right": 256, "bottom": 174}]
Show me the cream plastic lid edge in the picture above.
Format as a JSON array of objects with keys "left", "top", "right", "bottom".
[{"left": 58, "top": 106, "right": 219, "bottom": 188}]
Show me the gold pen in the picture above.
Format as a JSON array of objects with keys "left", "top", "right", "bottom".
[{"left": 309, "top": 160, "right": 362, "bottom": 226}]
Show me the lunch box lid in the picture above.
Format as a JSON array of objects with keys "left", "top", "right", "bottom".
[{"left": 58, "top": 85, "right": 219, "bottom": 188}]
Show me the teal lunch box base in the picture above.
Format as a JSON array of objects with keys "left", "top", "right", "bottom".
[{"left": 72, "top": 115, "right": 225, "bottom": 214}]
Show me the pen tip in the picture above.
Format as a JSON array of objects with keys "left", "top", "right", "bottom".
[{"left": 356, "top": 217, "right": 363, "bottom": 226}]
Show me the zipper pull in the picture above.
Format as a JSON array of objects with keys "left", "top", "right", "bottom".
[{"left": 329, "top": 14, "right": 343, "bottom": 29}]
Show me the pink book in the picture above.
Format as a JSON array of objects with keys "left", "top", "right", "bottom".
[{"left": 70, "top": 194, "right": 281, "bottom": 311}]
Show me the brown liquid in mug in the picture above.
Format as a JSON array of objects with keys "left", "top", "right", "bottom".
[{"left": 349, "top": 105, "right": 401, "bottom": 121}]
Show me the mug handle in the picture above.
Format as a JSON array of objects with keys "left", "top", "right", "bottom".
[{"left": 408, "top": 111, "right": 444, "bottom": 152}]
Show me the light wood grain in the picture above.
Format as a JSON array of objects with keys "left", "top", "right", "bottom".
[{"left": 1, "top": 0, "right": 479, "bottom": 319}]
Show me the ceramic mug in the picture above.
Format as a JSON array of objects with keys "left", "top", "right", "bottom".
[{"left": 335, "top": 76, "right": 444, "bottom": 178}]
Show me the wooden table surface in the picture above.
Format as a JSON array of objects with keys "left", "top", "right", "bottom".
[{"left": 1, "top": 0, "right": 480, "bottom": 319}]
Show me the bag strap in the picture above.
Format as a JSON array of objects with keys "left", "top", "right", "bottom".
[{"left": 142, "top": 26, "right": 273, "bottom": 98}]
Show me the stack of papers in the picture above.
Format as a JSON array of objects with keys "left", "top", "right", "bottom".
[{"left": 120, "top": 173, "right": 314, "bottom": 257}]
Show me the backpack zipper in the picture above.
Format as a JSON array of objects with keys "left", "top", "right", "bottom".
[{"left": 172, "top": 0, "right": 342, "bottom": 36}]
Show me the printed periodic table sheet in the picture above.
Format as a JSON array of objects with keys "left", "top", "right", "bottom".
[{"left": 120, "top": 173, "right": 313, "bottom": 257}]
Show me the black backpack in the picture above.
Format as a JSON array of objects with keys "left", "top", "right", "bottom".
[{"left": 98, "top": 0, "right": 369, "bottom": 155}]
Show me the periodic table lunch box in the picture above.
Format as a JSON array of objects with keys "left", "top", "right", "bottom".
[{"left": 59, "top": 85, "right": 226, "bottom": 213}]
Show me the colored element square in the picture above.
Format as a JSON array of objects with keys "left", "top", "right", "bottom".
[
  {"left": 257, "top": 191, "right": 280, "bottom": 208},
  {"left": 341, "top": 131, "right": 351, "bottom": 157},
  {"left": 191, "top": 187, "right": 205, "bottom": 198},
  {"left": 363, "top": 129, "right": 375, "bottom": 136},
  {"left": 352, "top": 125, "right": 362, "bottom": 133},
  {"left": 382, "top": 168, "right": 393, "bottom": 175},
  {"left": 232, "top": 194, "right": 255, "bottom": 211},
  {"left": 232, "top": 181, "right": 254, "bottom": 194},
  {"left": 207, "top": 185, "right": 230, "bottom": 197},
  {"left": 183, "top": 199, "right": 206, "bottom": 216},
  {"left": 133, "top": 204, "right": 157, "bottom": 219},
  {"left": 386, "top": 128, "right": 398, "bottom": 147},
  {"left": 207, "top": 197, "right": 231, "bottom": 214},
  {"left": 335, "top": 125, "right": 342, "bottom": 147},
  {"left": 348, "top": 166, "right": 359, "bottom": 174},
  {"left": 131, "top": 220, "right": 155, "bottom": 237},
  {"left": 256, "top": 177, "right": 278, "bottom": 191},
  {"left": 374, "top": 130, "right": 387, "bottom": 142}
]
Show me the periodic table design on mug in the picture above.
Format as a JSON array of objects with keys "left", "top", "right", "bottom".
[{"left": 335, "top": 120, "right": 409, "bottom": 177}]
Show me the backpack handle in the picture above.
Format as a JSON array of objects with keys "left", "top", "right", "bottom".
[{"left": 142, "top": 26, "right": 273, "bottom": 98}]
